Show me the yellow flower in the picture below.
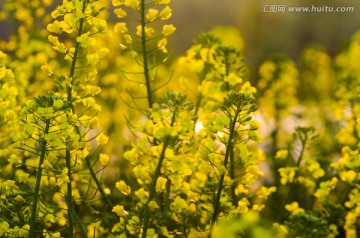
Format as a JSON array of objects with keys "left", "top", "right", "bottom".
[
  {"left": 275, "top": 149, "right": 288, "bottom": 160},
  {"left": 307, "top": 162, "right": 325, "bottom": 179},
  {"left": 97, "top": 133, "right": 109, "bottom": 145},
  {"left": 146, "top": 9, "right": 159, "bottom": 22},
  {"left": 328, "top": 224, "right": 339, "bottom": 238},
  {"left": 237, "top": 197, "right": 249, "bottom": 213},
  {"left": 86, "top": 53, "right": 100, "bottom": 66},
  {"left": 314, "top": 177, "right": 338, "bottom": 201},
  {"left": 298, "top": 176, "right": 315, "bottom": 191},
  {"left": 159, "top": 6, "right": 172, "bottom": 20},
  {"left": 19, "top": 224, "right": 30, "bottom": 237},
  {"left": 0, "top": 221, "right": 10, "bottom": 237},
  {"left": 76, "top": 32, "right": 96, "bottom": 48},
  {"left": 98, "top": 48, "right": 109, "bottom": 58},
  {"left": 123, "top": 34, "right": 133, "bottom": 44},
  {"left": 124, "top": 0, "right": 139, "bottom": 10},
  {"left": 154, "top": 0, "right": 171, "bottom": 4},
  {"left": 171, "top": 196, "right": 188, "bottom": 211},
  {"left": 47, "top": 20, "right": 63, "bottom": 34},
  {"left": 155, "top": 177, "right": 167, "bottom": 192},
  {"left": 48, "top": 35, "right": 59, "bottom": 45},
  {"left": 84, "top": 85, "right": 101, "bottom": 96},
  {"left": 114, "top": 23, "right": 128, "bottom": 34},
  {"left": 135, "top": 188, "right": 149, "bottom": 204},
  {"left": 113, "top": 8, "right": 127, "bottom": 18},
  {"left": 136, "top": 25, "right": 155, "bottom": 37},
  {"left": 162, "top": 24, "right": 176, "bottom": 37},
  {"left": 157, "top": 38, "right": 168, "bottom": 53},
  {"left": 8, "top": 154, "right": 22, "bottom": 166},
  {"left": 273, "top": 223, "right": 288, "bottom": 238},
  {"left": 252, "top": 204, "right": 265, "bottom": 212},
  {"left": 41, "top": 159, "right": 54, "bottom": 170},
  {"left": 88, "top": 117, "right": 99, "bottom": 129},
  {"left": 112, "top": 0, "right": 125, "bottom": 7},
  {"left": 18, "top": 173, "right": 30, "bottom": 183},
  {"left": 339, "top": 170, "right": 357, "bottom": 183},
  {"left": 112, "top": 205, "right": 128, "bottom": 216},
  {"left": 235, "top": 184, "right": 249, "bottom": 195},
  {"left": 99, "top": 153, "right": 110, "bottom": 166},
  {"left": 57, "top": 168, "right": 70, "bottom": 185},
  {"left": 116, "top": 180, "right": 131, "bottom": 195},
  {"left": 54, "top": 43, "right": 67, "bottom": 54},
  {"left": 149, "top": 201, "right": 159, "bottom": 211},
  {"left": 278, "top": 167, "right": 297, "bottom": 185},
  {"left": 256, "top": 186, "right": 276, "bottom": 200},
  {"left": 5, "top": 180, "right": 18, "bottom": 189},
  {"left": 285, "top": 202, "right": 304, "bottom": 215}
]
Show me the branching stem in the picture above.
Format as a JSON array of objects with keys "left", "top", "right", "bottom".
[
  {"left": 29, "top": 119, "right": 50, "bottom": 238},
  {"left": 142, "top": 107, "right": 178, "bottom": 238},
  {"left": 209, "top": 106, "right": 240, "bottom": 237}
]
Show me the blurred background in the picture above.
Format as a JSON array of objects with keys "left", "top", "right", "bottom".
[
  {"left": 1, "top": 0, "right": 360, "bottom": 75},
  {"left": 170, "top": 0, "right": 360, "bottom": 75}
]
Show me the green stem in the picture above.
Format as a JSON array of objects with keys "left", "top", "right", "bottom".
[
  {"left": 67, "top": 0, "right": 113, "bottom": 214},
  {"left": 140, "top": 0, "right": 153, "bottom": 108},
  {"left": 223, "top": 50, "right": 236, "bottom": 205},
  {"left": 230, "top": 149, "right": 237, "bottom": 206},
  {"left": 85, "top": 155, "right": 114, "bottom": 207},
  {"left": 279, "top": 130, "right": 309, "bottom": 220},
  {"left": 63, "top": 1, "right": 89, "bottom": 236},
  {"left": 193, "top": 92, "right": 203, "bottom": 131},
  {"left": 65, "top": 150, "right": 74, "bottom": 238},
  {"left": 72, "top": 210, "right": 87, "bottom": 237},
  {"left": 67, "top": 0, "right": 87, "bottom": 102},
  {"left": 209, "top": 108, "right": 240, "bottom": 238},
  {"left": 29, "top": 119, "right": 50, "bottom": 238},
  {"left": 296, "top": 139, "right": 306, "bottom": 168},
  {"left": 164, "top": 179, "right": 171, "bottom": 214},
  {"left": 142, "top": 108, "right": 177, "bottom": 238},
  {"left": 183, "top": 219, "right": 188, "bottom": 238}
]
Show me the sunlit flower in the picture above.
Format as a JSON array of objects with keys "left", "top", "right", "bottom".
[
  {"left": 116, "top": 180, "right": 131, "bottom": 195},
  {"left": 112, "top": 205, "right": 129, "bottom": 216}
]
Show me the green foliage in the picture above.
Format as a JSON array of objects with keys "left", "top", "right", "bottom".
[
  {"left": 1, "top": 0, "right": 360, "bottom": 237},
  {"left": 285, "top": 212, "right": 328, "bottom": 238}
]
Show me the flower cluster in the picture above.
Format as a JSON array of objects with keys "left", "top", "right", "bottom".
[
  {"left": 2, "top": 1, "right": 360, "bottom": 237},
  {"left": 1, "top": 0, "right": 112, "bottom": 237}
]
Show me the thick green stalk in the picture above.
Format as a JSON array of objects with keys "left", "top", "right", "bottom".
[
  {"left": 29, "top": 119, "right": 50, "bottom": 238},
  {"left": 209, "top": 107, "right": 240, "bottom": 238},
  {"left": 140, "top": 0, "right": 153, "bottom": 108},
  {"left": 64, "top": 1, "right": 87, "bottom": 236},
  {"left": 142, "top": 108, "right": 177, "bottom": 238},
  {"left": 65, "top": 0, "right": 113, "bottom": 212},
  {"left": 230, "top": 149, "right": 237, "bottom": 206},
  {"left": 223, "top": 51, "right": 237, "bottom": 205}
]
